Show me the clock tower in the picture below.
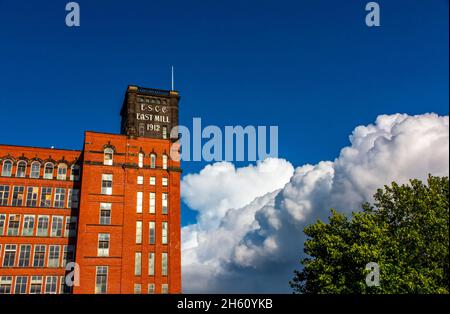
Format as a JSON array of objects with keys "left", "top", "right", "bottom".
[{"left": 120, "top": 85, "right": 180, "bottom": 139}]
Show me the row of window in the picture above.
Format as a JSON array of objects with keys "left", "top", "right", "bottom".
[
  {"left": 0, "top": 185, "right": 79, "bottom": 209},
  {"left": 0, "top": 243, "right": 75, "bottom": 268},
  {"left": 1, "top": 160, "right": 80, "bottom": 181},
  {"left": 0, "top": 275, "right": 71, "bottom": 294},
  {"left": 133, "top": 251, "right": 168, "bottom": 277},
  {"left": 0, "top": 214, "right": 77, "bottom": 237},
  {"left": 137, "top": 175, "right": 169, "bottom": 186},
  {"left": 95, "top": 266, "right": 168, "bottom": 294},
  {"left": 104, "top": 148, "right": 169, "bottom": 169}
]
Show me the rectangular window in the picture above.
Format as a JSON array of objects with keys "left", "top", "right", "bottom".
[
  {"left": 48, "top": 245, "right": 60, "bottom": 268},
  {"left": 101, "top": 174, "right": 113, "bottom": 195},
  {"left": 162, "top": 155, "right": 168, "bottom": 170},
  {"left": 162, "top": 126, "right": 168, "bottom": 139},
  {"left": 60, "top": 275, "right": 71, "bottom": 294},
  {"left": 137, "top": 176, "right": 143, "bottom": 185},
  {"left": 7, "top": 214, "right": 20, "bottom": 236},
  {"left": 149, "top": 221, "right": 155, "bottom": 244},
  {"left": 162, "top": 221, "right": 168, "bottom": 244},
  {"left": 136, "top": 191, "right": 143, "bottom": 213},
  {"left": 2, "top": 244, "right": 16, "bottom": 267},
  {"left": 45, "top": 276, "right": 58, "bottom": 294},
  {"left": 18, "top": 244, "right": 31, "bottom": 267},
  {"left": 162, "top": 177, "right": 168, "bottom": 186},
  {"left": 0, "top": 214, "right": 6, "bottom": 235},
  {"left": 150, "top": 176, "right": 156, "bottom": 185},
  {"left": 40, "top": 187, "right": 52, "bottom": 207},
  {"left": 30, "top": 276, "right": 43, "bottom": 294},
  {"left": 149, "top": 192, "right": 155, "bottom": 214},
  {"left": 98, "top": 233, "right": 110, "bottom": 257},
  {"left": 54, "top": 188, "right": 66, "bottom": 208},
  {"left": 135, "top": 252, "right": 142, "bottom": 276},
  {"left": 162, "top": 252, "right": 168, "bottom": 276},
  {"left": 64, "top": 217, "right": 77, "bottom": 237},
  {"left": 67, "top": 189, "right": 79, "bottom": 208},
  {"left": 0, "top": 276, "right": 12, "bottom": 294},
  {"left": 62, "top": 245, "right": 75, "bottom": 267},
  {"left": 100, "top": 203, "right": 111, "bottom": 225},
  {"left": 37, "top": 216, "right": 49, "bottom": 236},
  {"left": 14, "top": 276, "right": 28, "bottom": 294},
  {"left": 22, "top": 215, "right": 35, "bottom": 236},
  {"left": 50, "top": 216, "right": 63, "bottom": 237},
  {"left": 95, "top": 266, "right": 108, "bottom": 294},
  {"left": 134, "top": 283, "right": 141, "bottom": 294},
  {"left": 138, "top": 153, "right": 144, "bottom": 168},
  {"left": 148, "top": 283, "right": 155, "bottom": 294},
  {"left": 162, "top": 193, "right": 168, "bottom": 214},
  {"left": 161, "top": 284, "right": 169, "bottom": 294},
  {"left": 33, "top": 245, "right": 46, "bottom": 267},
  {"left": 0, "top": 185, "right": 10, "bottom": 206},
  {"left": 11, "top": 186, "right": 25, "bottom": 206},
  {"left": 148, "top": 252, "right": 155, "bottom": 276},
  {"left": 26, "top": 187, "right": 39, "bottom": 207},
  {"left": 136, "top": 221, "right": 142, "bottom": 244}
]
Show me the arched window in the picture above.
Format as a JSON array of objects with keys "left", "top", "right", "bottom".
[
  {"left": 138, "top": 153, "right": 144, "bottom": 168},
  {"left": 44, "top": 163, "right": 54, "bottom": 179},
  {"left": 16, "top": 161, "right": 27, "bottom": 178},
  {"left": 150, "top": 153, "right": 156, "bottom": 169},
  {"left": 57, "top": 164, "right": 68, "bottom": 180},
  {"left": 162, "top": 154, "right": 168, "bottom": 170},
  {"left": 70, "top": 164, "right": 80, "bottom": 181},
  {"left": 104, "top": 148, "right": 114, "bottom": 166},
  {"left": 1, "top": 160, "right": 13, "bottom": 177},
  {"left": 30, "top": 161, "right": 41, "bottom": 178}
]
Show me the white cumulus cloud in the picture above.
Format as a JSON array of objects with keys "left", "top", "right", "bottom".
[{"left": 181, "top": 113, "right": 449, "bottom": 293}]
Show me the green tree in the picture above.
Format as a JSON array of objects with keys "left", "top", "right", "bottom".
[{"left": 290, "top": 175, "right": 449, "bottom": 294}]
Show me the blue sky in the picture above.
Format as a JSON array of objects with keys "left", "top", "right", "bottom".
[{"left": 0, "top": 0, "right": 448, "bottom": 226}]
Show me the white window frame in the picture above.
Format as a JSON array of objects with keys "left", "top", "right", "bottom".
[
  {"left": 136, "top": 221, "right": 142, "bottom": 244},
  {"left": 22, "top": 215, "right": 35, "bottom": 236},
  {"left": 101, "top": 174, "right": 113, "bottom": 195},
  {"left": 100, "top": 203, "right": 111, "bottom": 225},
  {"left": 162, "top": 221, "right": 168, "bottom": 245},
  {"left": 138, "top": 153, "right": 144, "bottom": 168},
  {"left": 149, "top": 192, "right": 155, "bottom": 214},
  {"left": 57, "top": 164, "right": 67, "bottom": 180},
  {"left": 136, "top": 191, "right": 143, "bottom": 213},
  {"left": 98, "top": 233, "right": 110, "bottom": 257},
  {"left": 1, "top": 160, "right": 13, "bottom": 177},
  {"left": 43, "top": 162, "right": 54, "bottom": 180},
  {"left": 30, "top": 162, "right": 41, "bottom": 178},
  {"left": 16, "top": 160, "right": 27, "bottom": 178},
  {"left": 135, "top": 252, "right": 142, "bottom": 276},
  {"left": 104, "top": 148, "right": 114, "bottom": 166}
]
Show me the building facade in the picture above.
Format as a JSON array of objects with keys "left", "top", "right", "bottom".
[{"left": 0, "top": 86, "right": 181, "bottom": 294}]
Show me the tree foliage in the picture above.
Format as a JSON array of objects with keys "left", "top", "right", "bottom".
[{"left": 290, "top": 175, "right": 449, "bottom": 293}]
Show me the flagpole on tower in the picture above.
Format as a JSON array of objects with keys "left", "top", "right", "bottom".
[{"left": 171, "top": 65, "right": 174, "bottom": 91}]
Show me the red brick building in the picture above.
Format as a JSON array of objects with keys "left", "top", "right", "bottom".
[{"left": 0, "top": 86, "right": 181, "bottom": 294}]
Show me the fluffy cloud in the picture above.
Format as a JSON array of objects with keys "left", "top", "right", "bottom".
[{"left": 181, "top": 113, "right": 449, "bottom": 293}]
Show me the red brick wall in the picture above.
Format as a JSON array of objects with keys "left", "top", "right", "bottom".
[
  {"left": 0, "top": 144, "right": 81, "bottom": 294},
  {"left": 73, "top": 131, "right": 181, "bottom": 294}
]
